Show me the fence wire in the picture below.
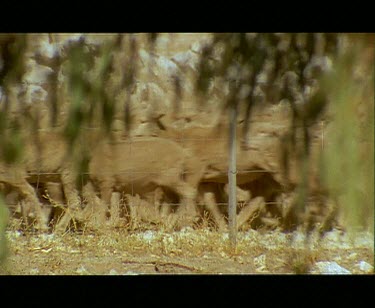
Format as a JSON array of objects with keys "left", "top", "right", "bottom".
[{"left": 1, "top": 121, "right": 327, "bottom": 212}]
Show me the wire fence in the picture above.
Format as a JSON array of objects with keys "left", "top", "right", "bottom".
[{"left": 1, "top": 120, "right": 327, "bottom": 212}]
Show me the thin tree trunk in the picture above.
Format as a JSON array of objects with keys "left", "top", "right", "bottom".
[{"left": 228, "top": 103, "right": 237, "bottom": 248}]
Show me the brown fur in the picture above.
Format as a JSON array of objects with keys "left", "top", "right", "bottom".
[
  {"left": 0, "top": 130, "right": 99, "bottom": 232},
  {"left": 88, "top": 137, "right": 199, "bottom": 227}
]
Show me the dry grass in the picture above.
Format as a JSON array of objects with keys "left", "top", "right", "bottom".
[{"left": 1, "top": 215, "right": 373, "bottom": 275}]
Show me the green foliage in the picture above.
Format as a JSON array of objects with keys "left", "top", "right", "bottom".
[
  {"left": 320, "top": 36, "right": 374, "bottom": 232},
  {"left": 0, "top": 34, "right": 27, "bottom": 87},
  {"left": 0, "top": 33, "right": 372, "bottom": 253},
  {"left": 185, "top": 33, "right": 344, "bottom": 241},
  {"left": 0, "top": 36, "right": 28, "bottom": 165},
  {"left": 1, "top": 131, "right": 23, "bottom": 164},
  {"left": 64, "top": 38, "right": 93, "bottom": 145},
  {"left": 0, "top": 193, "right": 9, "bottom": 263}
]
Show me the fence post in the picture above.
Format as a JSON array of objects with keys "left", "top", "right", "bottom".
[
  {"left": 228, "top": 103, "right": 237, "bottom": 248},
  {"left": 321, "top": 120, "right": 324, "bottom": 151}
]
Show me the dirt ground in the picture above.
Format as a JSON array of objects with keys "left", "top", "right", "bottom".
[{"left": 1, "top": 220, "right": 373, "bottom": 275}]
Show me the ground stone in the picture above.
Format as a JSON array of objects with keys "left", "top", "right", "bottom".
[
  {"left": 356, "top": 261, "right": 373, "bottom": 273},
  {"left": 311, "top": 261, "right": 351, "bottom": 274}
]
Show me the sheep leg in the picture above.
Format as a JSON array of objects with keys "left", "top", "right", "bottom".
[
  {"left": 318, "top": 197, "right": 339, "bottom": 235},
  {"left": 126, "top": 194, "right": 141, "bottom": 230},
  {"left": 54, "top": 173, "right": 82, "bottom": 233},
  {"left": 203, "top": 191, "right": 228, "bottom": 232},
  {"left": 79, "top": 181, "right": 105, "bottom": 230},
  {"left": 15, "top": 181, "right": 49, "bottom": 232},
  {"left": 173, "top": 181, "right": 199, "bottom": 227},
  {"left": 109, "top": 192, "right": 121, "bottom": 226},
  {"left": 237, "top": 196, "right": 265, "bottom": 230}
]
